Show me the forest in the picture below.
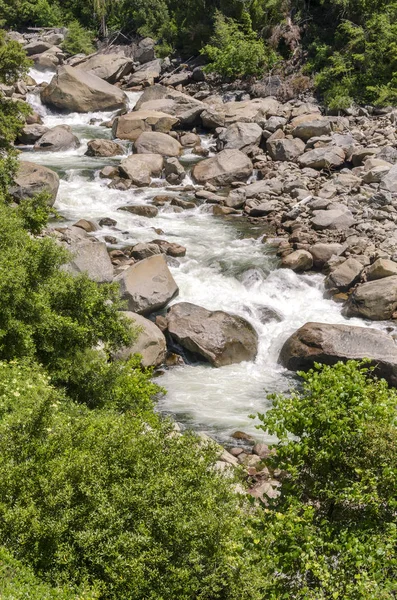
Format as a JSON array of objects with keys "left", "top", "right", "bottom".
[{"left": 2, "top": 0, "right": 397, "bottom": 106}]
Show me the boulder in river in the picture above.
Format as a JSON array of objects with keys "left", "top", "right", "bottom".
[
  {"left": 77, "top": 53, "right": 134, "bottom": 83},
  {"left": 41, "top": 65, "right": 128, "bottom": 113},
  {"left": 281, "top": 250, "right": 313, "bottom": 272},
  {"left": 192, "top": 149, "right": 253, "bottom": 186},
  {"left": 114, "top": 254, "right": 179, "bottom": 315},
  {"left": 134, "top": 84, "right": 204, "bottom": 126},
  {"left": 279, "top": 321, "right": 397, "bottom": 387},
  {"left": 119, "top": 153, "right": 164, "bottom": 184},
  {"left": 65, "top": 239, "right": 114, "bottom": 283},
  {"left": 114, "top": 311, "right": 167, "bottom": 367},
  {"left": 11, "top": 160, "right": 59, "bottom": 205},
  {"left": 112, "top": 110, "right": 179, "bottom": 141},
  {"left": 85, "top": 139, "right": 124, "bottom": 157},
  {"left": 166, "top": 302, "right": 258, "bottom": 367},
  {"left": 343, "top": 276, "right": 397, "bottom": 320},
  {"left": 134, "top": 131, "right": 182, "bottom": 157},
  {"left": 16, "top": 124, "right": 49, "bottom": 145},
  {"left": 33, "top": 125, "right": 80, "bottom": 152}
]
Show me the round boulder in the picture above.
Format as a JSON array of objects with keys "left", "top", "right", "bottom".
[
  {"left": 192, "top": 149, "right": 253, "bottom": 186},
  {"left": 115, "top": 312, "right": 167, "bottom": 367},
  {"left": 11, "top": 160, "right": 60, "bottom": 206},
  {"left": 85, "top": 139, "right": 124, "bottom": 157},
  {"left": 166, "top": 302, "right": 258, "bottom": 367},
  {"left": 41, "top": 65, "right": 128, "bottom": 113},
  {"left": 279, "top": 321, "right": 397, "bottom": 387},
  {"left": 114, "top": 254, "right": 179, "bottom": 315},
  {"left": 33, "top": 125, "right": 80, "bottom": 152},
  {"left": 134, "top": 131, "right": 182, "bottom": 157}
]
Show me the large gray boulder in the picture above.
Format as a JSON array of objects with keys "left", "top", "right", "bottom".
[
  {"left": 16, "top": 124, "right": 49, "bottom": 145},
  {"left": 134, "top": 84, "right": 204, "bottom": 126},
  {"left": 33, "top": 125, "right": 80, "bottom": 152},
  {"left": 298, "top": 146, "right": 345, "bottom": 170},
  {"left": 127, "top": 59, "right": 162, "bottom": 86},
  {"left": 115, "top": 312, "right": 166, "bottom": 367},
  {"left": 77, "top": 53, "right": 133, "bottom": 83},
  {"left": 310, "top": 242, "right": 345, "bottom": 268},
  {"left": 325, "top": 257, "right": 363, "bottom": 292},
  {"left": 192, "top": 149, "right": 253, "bottom": 186},
  {"left": 65, "top": 240, "right": 114, "bottom": 283},
  {"left": 114, "top": 254, "right": 179, "bottom": 315},
  {"left": 11, "top": 160, "right": 59, "bottom": 205},
  {"left": 311, "top": 206, "right": 355, "bottom": 231},
  {"left": 281, "top": 250, "right": 313, "bottom": 272},
  {"left": 267, "top": 138, "right": 305, "bottom": 162},
  {"left": 292, "top": 118, "right": 331, "bottom": 142},
  {"left": 201, "top": 98, "right": 281, "bottom": 129},
  {"left": 112, "top": 110, "right": 178, "bottom": 141},
  {"left": 134, "top": 131, "right": 181, "bottom": 157},
  {"left": 167, "top": 302, "right": 258, "bottom": 367},
  {"left": 343, "top": 276, "right": 397, "bottom": 320},
  {"left": 85, "top": 139, "right": 124, "bottom": 157},
  {"left": 366, "top": 258, "right": 397, "bottom": 281},
  {"left": 217, "top": 122, "right": 263, "bottom": 151},
  {"left": 119, "top": 154, "right": 164, "bottom": 185},
  {"left": 24, "top": 41, "right": 52, "bottom": 55},
  {"left": 380, "top": 164, "right": 397, "bottom": 193},
  {"left": 41, "top": 66, "right": 128, "bottom": 113},
  {"left": 279, "top": 321, "right": 397, "bottom": 387}
]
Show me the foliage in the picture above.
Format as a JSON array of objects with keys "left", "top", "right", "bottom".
[
  {"left": 0, "top": 202, "right": 138, "bottom": 388},
  {"left": 62, "top": 21, "right": 95, "bottom": 55},
  {"left": 254, "top": 360, "right": 397, "bottom": 598},
  {"left": 0, "top": 0, "right": 63, "bottom": 28},
  {"left": 0, "top": 31, "right": 31, "bottom": 198},
  {"left": 202, "top": 11, "right": 278, "bottom": 78},
  {"left": 0, "top": 359, "right": 262, "bottom": 600},
  {"left": 14, "top": 191, "right": 54, "bottom": 233},
  {"left": 0, "top": 546, "right": 95, "bottom": 599}
]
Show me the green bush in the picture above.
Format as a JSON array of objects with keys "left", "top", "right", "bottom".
[
  {"left": 0, "top": 0, "right": 62, "bottom": 28},
  {"left": 202, "top": 10, "right": 278, "bottom": 78},
  {"left": 62, "top": 21, "right": 95, "bottom": 56},
  {"left": 254, "top": 360, "right": 397, "bottom": 598},
  {"left": 0, "top": 546, "right": 94, "bottom": 599},
  {"left": 0, "top": 202, "right": 140, "bottom": 394},
  {"left": 0, "top": 360, "right": 262, "bottom": 600}
]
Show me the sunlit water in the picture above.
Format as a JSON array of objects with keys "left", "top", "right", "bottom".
[{"left": 21, "top": 70, "right": 388, "bottom": 443}]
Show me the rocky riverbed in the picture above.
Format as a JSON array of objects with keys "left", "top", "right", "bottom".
[{"left": 6, "top": 28, "right": 397, "bottom": 459}]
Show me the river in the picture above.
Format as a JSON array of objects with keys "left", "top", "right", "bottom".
[{"left": 22, "top": 68, "right": 380, "bottom": 443}]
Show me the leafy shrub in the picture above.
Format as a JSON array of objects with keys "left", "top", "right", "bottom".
[
  {"left": 254, "top": 360, "right": 397, "bottom": 598},
  {"left": 0, "top": 0, "right": 62, "bottom": 28},
  {"left": 0, "top": 202, "right": 137, "bottom": 388},
  {"left": 308, "top": 2, "right": 397, "bottom": 106},
  {"left": 0, "top": 546, "right": 94, "bottom": 599},
  {"left": 202, "top": 10, "right": 277, "bottom": 78},
  {"left": 62, "top": 21, "right": 95, "bottom": 56},
  {"left": 0, "top": 360, "right": 262, "bottom": 600}
]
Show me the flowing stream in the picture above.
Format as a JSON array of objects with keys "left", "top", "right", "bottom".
[{"left": 22, "top": 70, "right": 386, "bottom": 444}]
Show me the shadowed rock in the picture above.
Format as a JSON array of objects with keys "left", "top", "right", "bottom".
[{"left": 280, "top": 321, "right": 397, "bottom": 386}]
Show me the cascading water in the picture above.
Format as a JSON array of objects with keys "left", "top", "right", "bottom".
[{"left": 22, "top": 69, "right": 386, "bottom": 443}]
